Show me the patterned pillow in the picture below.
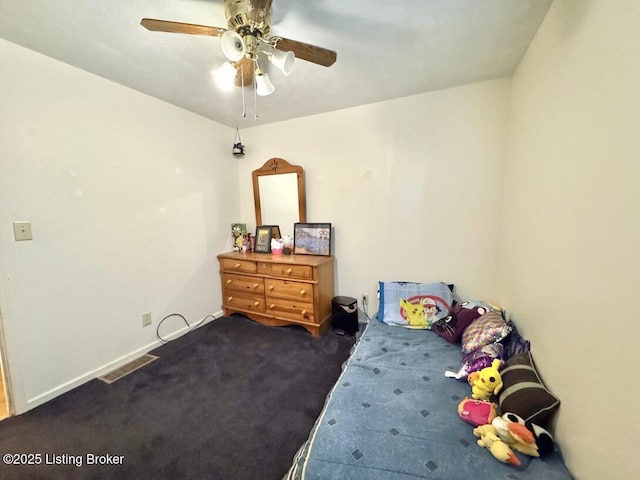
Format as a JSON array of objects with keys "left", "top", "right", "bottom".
[
  {"left": 432, "top": 301, "right": 490, "bottom": 342},
  {"left": 461, "top": 342, "right": 504, "bottom": 377},
  {"left": 498, "top": 351, "right": 560, "bottom": 427},
  {"left": 461, "top": 311, "right": 511, "bottom": 354},
  {"left": 378, "top": 281, "right": 453, "bottom": 329}
]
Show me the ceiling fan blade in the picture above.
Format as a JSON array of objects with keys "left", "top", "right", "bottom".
[
  {"left": 140, "top": 18, "right": 226, "bottom": 37},
  {"left": 274, "top": 37, "right": 337, "bottom": 67}
]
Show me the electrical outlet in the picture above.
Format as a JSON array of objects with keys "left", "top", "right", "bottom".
[
  {"left": 141, "top": 312, "right": 152, "bottom": 327},
  {"left": 360, "top": 293, "right": 369, "bottom": 308}
]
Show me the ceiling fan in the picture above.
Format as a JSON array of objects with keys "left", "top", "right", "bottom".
[{"left": 141, "top": 0, "right": 337, "bottom": 96}]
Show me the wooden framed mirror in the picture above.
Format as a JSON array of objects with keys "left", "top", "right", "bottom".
[{"left": 252, "top": 158, "right": 306, "bottom": 233}]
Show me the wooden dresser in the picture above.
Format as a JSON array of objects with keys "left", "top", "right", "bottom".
[{"left": 217, "top": 251, "right": 335, "bottom": 336}]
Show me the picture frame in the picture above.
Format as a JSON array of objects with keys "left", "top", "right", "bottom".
[
  {"left": 261, "top": 225, "right": 281, "bottom": 240},
  {"left": 294, "top": 223, "right": 332, "bottom": 256},
  {"left": 254, "top": 226, "right": 273, "bottom": 253}
]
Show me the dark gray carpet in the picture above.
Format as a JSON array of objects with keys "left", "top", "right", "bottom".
[{"left": 0, "top": 315, "right": 356, "bottom": 480}]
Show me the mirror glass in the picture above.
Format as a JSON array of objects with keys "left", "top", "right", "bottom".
[
  {"left": 258, "top": 173, "right": 298, "bottom": 232},
  {"left": 253, "top": 158, "right": 306, "bottom": 235}
]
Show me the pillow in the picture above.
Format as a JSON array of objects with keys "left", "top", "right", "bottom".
[
  {"left": 498, "top": 351, "right": 560, "bottom": 427},
  {"left": 445, "top": 342, "right": 505, "bottom": 380},
  {"left": 457, "top": 299, "right": 502, "bottom": 313},
  {"left": 432, "top": 301, "right": 490, "bottom": 342},
  {"left": 461, "top": 311, "right": 511, "bottom": 354},
  {"left": 461, "top": 342, "right": 504, "bottom": 377},
  {"left": 378, "top": 281, "right": 453, "bottom": 329},
  {"left": 499, "top": 320, "right": 531, "bottom": 361}
]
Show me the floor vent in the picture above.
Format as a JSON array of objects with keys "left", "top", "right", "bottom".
[{"left": 98, "top": 354, "right": 158, "bottom": 384}]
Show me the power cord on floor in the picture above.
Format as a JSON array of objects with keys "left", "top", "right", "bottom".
[
  {"left": 156, "top": 313, "right": 218, "bottom": 344},
  {"left": 362, "top": 296, "right": 371, "bottom": 323}
]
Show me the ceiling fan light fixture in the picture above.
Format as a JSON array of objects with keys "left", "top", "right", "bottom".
[
  {"left": 255, "top": 71, "right": 275, "bottom": 96},
  {"left": 140, "top": 0, "right": 337, "bottom": 119},
  {"left": 270, "top": 49, "right": 295, "bottom": 76},
  {"left": 213, "top": 61, "right": 237, "bottom": 90},
  {"left": 220, "top": 30, "right": 245, "bottom": 62}
]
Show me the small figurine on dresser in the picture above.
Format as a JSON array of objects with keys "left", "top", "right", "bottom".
[
  {"left": 231, "top": 223, "right": 248, "bottom": 252},
  {"left": 282, "top": 234, "right": 294, "bottom": 254},
  {"left": 241, "top": 233, "right": 253, "bottom": 252},
  {"left": 271, "top": 237, "right": 284, "bottom": 255}
]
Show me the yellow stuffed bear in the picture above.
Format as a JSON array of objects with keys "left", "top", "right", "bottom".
[{"left": 468, "top": 359, "right": 503, "bottom": 400}]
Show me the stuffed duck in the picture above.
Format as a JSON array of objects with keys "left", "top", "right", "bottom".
[
  {"left": 492, "top": 414, "right": 539, "bottom": 457},
  {"left": 473, "top": 424, "right": 521, "bottom": 466}
]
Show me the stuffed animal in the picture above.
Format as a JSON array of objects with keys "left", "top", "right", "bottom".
[
  {"left": 432, "top": 302, "right": 487, "bottom": 342},
  {"left": 468, "top": 358, "right": 503, "bottom": 400},
  {"left": 502, "top": 412, "right": 555, "bottom": 457},
  {"left": 492, "top": 414, "right": 539, "bottom": 457},
  {"left": 473, "top": 424, "right": 521, "bottom": 466},
  {"left": 457, "top": 398, "right": 498, "bottom": 426}
]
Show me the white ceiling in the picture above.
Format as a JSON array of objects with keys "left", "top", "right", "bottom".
[{"left": 0, "top": 0, "right": 553, "bottom": 129}]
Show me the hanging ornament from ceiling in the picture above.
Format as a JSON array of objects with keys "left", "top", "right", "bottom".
[{"left": 232, "top": 126, "right": 245, "bottom": 157}]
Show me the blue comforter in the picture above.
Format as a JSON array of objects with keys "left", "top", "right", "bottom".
[{"left": 285, "top": 318, "right": 573, "bottom": 480}]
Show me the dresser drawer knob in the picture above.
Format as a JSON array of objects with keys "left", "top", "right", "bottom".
[
  {"left": 234, "top": 263, "right": 241, "bottom": 269},
  {"left": 254, "top": 301, "right": 260, "bottom": 307},
  {"left": 286, "top": 268, "right": 293, "bottom": 274},
  {"left": 269, "top": 304, "right": 275, "bottom": 310},
  {"left": 269, "top": 285, "right": 274, "bottom": 290},
  {"left": 227, "top": 296, "right": 234, "bottom": 302},
  {"left": 253, "top": 283, "right": 259, "bottom": 289},
  {"left": 299, "top": 289, "right": 306, "bottom": 296},
  {"left": 301, "top": 309, "right": 308, "bottom": 316},
  {"left": 226, "top": 279, "right": 232, "bottom": 285}
]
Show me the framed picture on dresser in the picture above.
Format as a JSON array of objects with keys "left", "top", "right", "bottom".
[
  {"left": 261, "top": 225, "right": 281, "bottom": 239},
  {"left": 294, "top": 223, "right": 331, "bottom": 256},
  {"left": 254, "top": 226, "right": 272, "bottom": 253}
]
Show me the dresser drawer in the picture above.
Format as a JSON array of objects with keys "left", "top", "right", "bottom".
[
  {"left": 266, "top": 298, "right": 315, "bottom": 323},
  {"left": 222, "top": 290, "right": 265, "bottom": 313},
  {"left": 220, "top": 258, "right": 257, "bottom": 274},
  {"left": 259, "top": 262, "right": 312, "bottom": 280},
  {"left": 218, "top": 252, "right": 334, "bottom": 336},
  {"left": 222, "top": 273, "right": 264, "bottom": 294},
  {"left": 265, "top": 278, "right": 314, "bottom": 302}
]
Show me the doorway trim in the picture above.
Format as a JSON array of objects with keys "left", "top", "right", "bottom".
[{"left": 0, "top": 305, "right": 13, "bottom": 418}]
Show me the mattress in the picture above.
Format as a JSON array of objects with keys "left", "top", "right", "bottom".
[{"left": 285, "top": 318, "right": 573, "bottom": 480}]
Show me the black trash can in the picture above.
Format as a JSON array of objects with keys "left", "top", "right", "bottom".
[{"left": 331, "top": 296, "right": 359, "bottom": 335}]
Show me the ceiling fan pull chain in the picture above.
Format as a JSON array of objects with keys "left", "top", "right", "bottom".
[
  {"left": 240, "top": 61, "right": 246, "bottom": 118},
  {"left": 253, "top": 63, "right": 258, "bottom": 120}
]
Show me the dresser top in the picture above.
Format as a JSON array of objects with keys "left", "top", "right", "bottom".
[{"left": 218, "top": 251, "right": 333, "bottom": 267}]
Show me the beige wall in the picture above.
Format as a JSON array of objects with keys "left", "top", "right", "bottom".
[
  {"left": 0, "top": 39, "right": 235, "bottom": 412},
  {"left": 500, "top": 1, "right": 640, "bottom": 478},
  {"left": 238, "top": 79, "right": 510, "bottom": 305}
]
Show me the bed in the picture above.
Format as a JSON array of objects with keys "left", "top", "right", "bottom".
[{"left": 284, "top": 316, "right": 573, "bottom": 480}]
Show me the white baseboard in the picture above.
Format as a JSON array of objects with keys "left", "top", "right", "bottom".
[{"left": 23, "top": 311, "right": 222, "bottom": 412}]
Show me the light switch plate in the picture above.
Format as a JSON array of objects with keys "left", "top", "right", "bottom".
[{"left": 13, "top": 221, "right": 33, "bottom": 241}]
